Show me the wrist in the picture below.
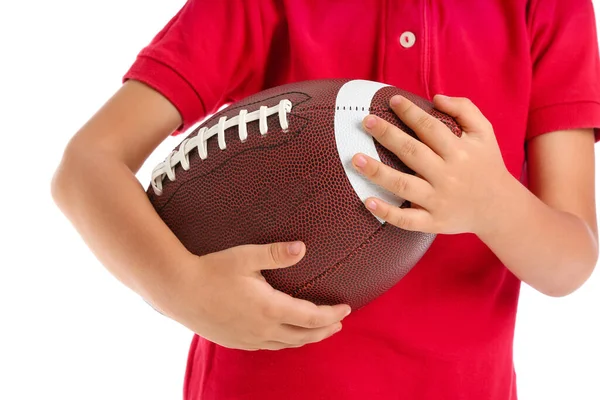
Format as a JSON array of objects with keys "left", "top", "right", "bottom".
[
  {"left": 136, "top": 248, "right": 198, "bottom": 316},
  {"left": 473, "top": 170, "right": 527, "bottom": 240}
]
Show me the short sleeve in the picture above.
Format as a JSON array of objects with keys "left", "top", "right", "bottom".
[
  {"left": 123, "top": 0, "right": 282, "bottom": 132},
  {"left": 526, "top": 0, "right": 600, "bottom": 141}
]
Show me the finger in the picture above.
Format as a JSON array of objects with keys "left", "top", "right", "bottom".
[
  {"left": 235, "top": 241, "right": 306, "bottom": 272},
  {"left": 432, "top": 95, "right": 492, "bottom": 134},
  {"left": 352, "top": 153, "right": 434, "bottom": 208},
  {"left": 275, "top": 322, "right": 342, "bottom": 346},
  {"left": 362, "top": 114, "right": 442, "bottom": 179},
  {"left": 259, "top": 341, "right": 292, "bottom": 351},
  {"left": 273, "top": 293, "right": 351, "bottom": 328},
  {"left": 388, "top": 95, "right": 458, "bottom": 158},
  {"left": 242, "top": 342, "right": 289, "bottom": 351},
  {"left": 255, "top": 340, "right": 309, "bottom": 351},
  {"left": 365, "top": 197, "right": 433, "bottom": 232}
]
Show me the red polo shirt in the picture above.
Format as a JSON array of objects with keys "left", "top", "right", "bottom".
[{"left": 124, "top": 1, "right": 600, "bottom": 399}]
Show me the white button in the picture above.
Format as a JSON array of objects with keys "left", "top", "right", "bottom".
[{"left": 399, "top": 31, "right": 416, "bottom": 48}]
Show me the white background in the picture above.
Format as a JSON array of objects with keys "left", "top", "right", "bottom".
[{"left": 1, "top": 1, "right": 599, "bottom": 399}]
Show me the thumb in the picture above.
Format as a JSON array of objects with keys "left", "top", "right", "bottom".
[
  {"left": 433, "top": 95, "right": 492, "bottom": 134},
  {"left": 238, "top": 241, "right": 306, "bottom": 272}
]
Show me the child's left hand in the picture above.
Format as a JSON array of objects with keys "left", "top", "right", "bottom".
[{"left": 352, "top": 94, "right": 512, "bottom": 236}]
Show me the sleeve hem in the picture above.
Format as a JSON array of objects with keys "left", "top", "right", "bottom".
[
  {"left": 123, "top": 55, "right": 205, "bottom": 133},
  {"left": 527, "top": 100, "right": 600, "bottom": 142}
]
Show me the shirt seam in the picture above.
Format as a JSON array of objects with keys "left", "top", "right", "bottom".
[
  {"left": 136, "top": 52, "right": 207, "bottom": 117},
  {"left": 530, "top": 99, "right": 600, "bottom": 113}
]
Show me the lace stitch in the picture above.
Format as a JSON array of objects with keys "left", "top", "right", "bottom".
[{"left": 151, "top": 99, "right": 293, "bottom": 195}]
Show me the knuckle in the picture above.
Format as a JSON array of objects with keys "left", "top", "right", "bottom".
[
  {"left": 399, "top": 102, "right": 413, "bottom": 118},
  {"left": 455, "top": 149, "right": 470, "bottom": 163},
  {"left": 376, "top": 121, "right": 391, "bottom": 139},
  {"left": 443, "top": 176, "right": 459, "bottom": 192},
  {"left": 268, "top": 243, "right": 282, "bottom": 266},
  {"left": 398, "top": 139, "right": 418, "bottom": 158},
  {"left": 261, "top": 303, "right": 283, "bottom": 321},
  {"left": 391, "top": 175, "right": 410, "bottom": 194},
  {"left": 369, "top": 161, "right": 381, "bottom": 178},
  {"left": 380, "top": 206, "right": 392, "bottom": 221},
  {"left": 304, "top": 314, "right": 322, "bottom": 328},
  {"left": 416, "top": 115, "right": 434, "bottom": 130},
  {"left": 394, "top": 213, "right": 412, "bottom": 230},
  {"left": 378, "top": 206, "right": 395, "bottom": 225}
]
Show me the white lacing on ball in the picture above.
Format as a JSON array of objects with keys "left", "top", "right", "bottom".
[{"left": 151, "top": 99, "right": 293, "bottom": 195}]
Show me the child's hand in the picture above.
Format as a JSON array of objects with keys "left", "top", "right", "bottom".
[
  {"left": 352, "top": 94, "right": 512, "bottom": 236},
  {"left": 157, "top": 241, "right": 351, "bottom": 351}
]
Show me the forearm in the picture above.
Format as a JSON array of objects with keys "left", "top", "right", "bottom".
[
  {"left": 477, "top": 174, "right": 598, "bottom": 297},
  {"left": 52, "top": 141, "right": 190, "bottom": 305}
]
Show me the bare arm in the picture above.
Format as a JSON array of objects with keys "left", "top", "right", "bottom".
[
  {"left": 52, "top": 81, "right": 349, "bottom": 350},
  {"left": 52, "top": 80, "right": 187, "bottom": 305},
  {"left": 477, "top": 129, "right": 598, "bottom": 297},
  {"left": 351, "top": 95, "right": 597, "bottom": 297}
]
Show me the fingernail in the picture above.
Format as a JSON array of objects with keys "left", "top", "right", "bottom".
[
  {"left": 288, "top": 241, "right": 302, "bottom": 255},
  {"left": 390, "top": 95, "right": 403, "bottom": 107},
  {"left": 364, "top": 115, "right": 377, "bottom": 129},
  {"left": 436, "top": 94, "right": 449, "bottom": 101},
  {"left": 366, "top": 200, "right": 377, "bottom": 211},
  {"left": 354, "top": 154, "right": 367, "bottom": 168},
  {"left": 334, "top": 324, "right": 343, "bottom": 333},
  {"left": 344, "top": 307, "right": 352, "bottom": 317}
]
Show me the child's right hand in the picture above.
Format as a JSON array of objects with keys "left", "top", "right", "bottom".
[
  {"left": 155, "top": 241, "right": 351, "bottom": 351},
  {"left": 52, "top": 81, "right": 349, "bottom": 351}
]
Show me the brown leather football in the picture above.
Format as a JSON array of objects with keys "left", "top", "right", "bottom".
[{"left": 148, "top": 79, "right": 461, "bottom": 310}]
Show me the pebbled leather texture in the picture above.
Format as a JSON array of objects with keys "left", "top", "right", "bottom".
[{"left": 147, "top": 79, "right": 461, "bottom": 310}]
